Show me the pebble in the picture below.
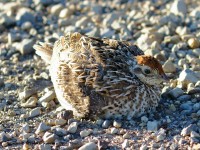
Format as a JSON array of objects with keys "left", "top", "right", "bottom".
[
  {"left": 19, "top": 39, "right": 35, "bottom": 55},
  {"left": 50, "top": 4, "right": 63, "bottom": 16},
  {"left": 181, "top": 124, "right": 198, "bottom": 136},
  {"left": 190, "top": 131, "right": 200, "bottom": 138},
  {"left": 22, "top": 124, "right": 30, "bottom": 133},
  {"left": 170, "top": 0, "right": 187, "bottom": 16},
  {"left": 163, "top": 59, "right": 176, "bottom": 73},
  {"left": 78, "top": 142, "right": 97, "bottom": 150},
  {"left": 16, "top": 8, "right": 35, "bottom": 25},
  {"left": 59, "top": 8, "right": 73, "bottom": 18},
  {"left": 113, "top": 120, "right": 122, "bottom": 128},
  {"left": 19, "top": 89, "right": 36, "bottom": 100},
  {"left": 123, "top": 133, "right": 131, "bottom": 139},
  {"left": 122, "top": 139, "right": 129, "bottom": 149},
  {"left": 141, "top": 116, "right": 148, "bottom": 123},
  {"left": 168, "top": 87, "right": 184, "bottom": 99},
  {"left": 28, "top": 107, "right": 41, "bottom": 118},
  {"left": 38, "top": 90, "right": 56, "bottom": 103},
  {"left": 188, "top": 38, "right": 200, "bottom": 49},
  {"left": 43, "top": 132, "right": 57, "bottom": 144},
  {"left": 140, "top": 144, "right": 147, "bottom": 150},
  {"left": 110, "top": 128, "right": 118, "bottom": 134},
  {"left": 38, "top": 144, "right": 52, "bottom": 150},
  {"left": 54, "top": 119, "right": 67, "bottom": 126},
  {"left": 21, "top": 96, "right": 37, "bottom": 108},
  {"left": 80, "top": 129, "right": 91, "bottom": 138},
  {"left": 67, "top": 122, "right": 78, "bottom": 133},
  {"left": 147, "top": 121, "right": 158, "bottom": 131},
  {"left": 35, "top": 122, "right": 51, "bottom": 135},
  {"left": 102, "top": 120, "right": 111, "bottom": 128},
  {"left": 178, "top": 69, "right": 199, "bottom": 84},
  {"left": 54, "top": 127, "right": 67, "bottom": 136}
]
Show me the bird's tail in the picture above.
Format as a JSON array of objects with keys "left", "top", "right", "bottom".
[{"left": 33, "top": 42, "right": 53, "bottom": 64}]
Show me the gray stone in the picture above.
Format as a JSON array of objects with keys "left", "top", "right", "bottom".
[
  {"left": 179, "top": 69, "right": 199, "bottom": 84},
  {"left": 38, "top": 144, "right": 52, "bottom": 150},
  {"left": 59, "top": 8, "right": 73, "bottom": 18},
  {"left": 38, "top": 90, "right": 56, "bottom": 103},
  {"left": 54, "top": 127, "right": 67, "bottom": 136},
  {"left": 67, "top": 122, "right": 78, "bottom": 133},
  {"left": 103, "top": 12, "right": 121, "bottom": 26},
  {"left": 113, "top": 120, "right": 122, "bottom": 128},
  {"left": 43, "top": 132, "right": 57, "bottom": 144},
  {"left": 80, "top": 130, "right": 91, "bottom": 138},
  {"left": 8, "top": 33, "right": 21, "bottom": 44},
  {"left": 29, "top": 107, "right": 41, "bottom": 118},
  {"left": 21, "top": 21, "right": 32, "bottom": 30},
  {"left": 75, "top": 17, "right": 89, "bottom": 28},
  {"left": 102, "top": 120, "right": 111, "bottom": 128},
  {"left": 16, "top": 8, "right": 35, "bottom": 26},
  {"left": 19, "top": 39, "right": 35, "bottom": 55},
  {"left": 78, "top": 142, "right": 97, "bottom": 150},
  {"left": 170, "top": 0, "right": 187, "bottom": 16},
  {"left": 193, "top": 103, "right": 200, "bottom": 112},
  {"left": 19, "top": 89, "right": 36, "bottom": 100},
  {"left": 180, "top": 102, "right": 193, "bottom": 110},
  {"left": 168, "top": 87, "right": 184, "bottom": 99},
  {"left": 51, "top": 4, "right": 63, "bottom": 16},
  {"left": 177, "top": 95, "right": 192, "bottom": 101},
  {"left": 21, "top": 96, "right": 38, "bottom": 108},
  {"left": 122, "top": 139, "right": 129, "bottom": 149},
  {"left": 0, "top": 14, "right": 15, "bottom": 26},
  {"left": 35, "top": 122, "right": 50, "bottom": 135},
  {"left": 22, "top": 123, "right": 30, "bottom": 133},
  {"left": 110, "top": 128, "right": 118, "bottom": 134},
  {"left": 163, "top": 60, "right": 176, "bottom": 73},
  {"left": 140, "top": 144, "right": 147, "bottom": 150},
  {"left": 181, "top": 124, "right": 198, "bottom": 136},
  {"left": 34, "top": 0, "right": 53, "bottom": 6},
  {"left": 147, "top": 121, "right": 158, "bottom": 131},
  {"left": 101, "top": 28, "right": 115, "bottom": 38}
]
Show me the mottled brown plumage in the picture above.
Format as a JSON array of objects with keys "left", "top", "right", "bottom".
[{"left": 33, "top": 32, "right": 166, "bottom": 119}]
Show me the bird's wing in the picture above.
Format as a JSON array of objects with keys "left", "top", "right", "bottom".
[{"left": 51, "top": 32, "right": 142, "bottom": 117}]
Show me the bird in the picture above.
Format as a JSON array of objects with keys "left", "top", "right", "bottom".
[{"left": 33, "top": 32, "right": 167, "bottom": 120}]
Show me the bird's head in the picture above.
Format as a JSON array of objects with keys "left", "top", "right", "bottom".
[{"left": 133, "top": 55, "right": 168, "bottom": 86}]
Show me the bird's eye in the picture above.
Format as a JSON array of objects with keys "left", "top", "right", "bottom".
[{"left": 144, "top": 69, "right": 151, "bottom": 74}]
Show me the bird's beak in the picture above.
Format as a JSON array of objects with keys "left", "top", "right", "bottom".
[{"left": 161, "top": 74, "right": 169, "bottom": 81}]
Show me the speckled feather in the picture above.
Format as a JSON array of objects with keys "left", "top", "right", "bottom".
[{"left": 34, "top": 32, "right": 164, "bottom": 119}]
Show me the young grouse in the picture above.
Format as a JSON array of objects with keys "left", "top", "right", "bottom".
[{"left": 33, "top": 32, "right": 167, "bottom": 119}]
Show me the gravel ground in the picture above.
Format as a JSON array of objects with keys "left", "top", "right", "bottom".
[{"left": 0, "top": 0, "right": 200, "bottom": 149}]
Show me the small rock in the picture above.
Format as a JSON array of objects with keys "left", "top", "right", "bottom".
[
  {"left": 102, "top": 120, "right": 111, "bottom": 128},
  {"left": 177, "top": 95, "right": 192, "bottom": 101},
  {"left": 110, "top": 128, "right": 118, "bottom": 134},
  {"left": 28, "top": 107, "right": 41, "bottom": 118},
  {"left": 21, "top": 21, "right": 32, "bottom": 30},
  {"left": 193, "top": 103, "right": 200, "bottom": 112},
  {"left": 75, "top": 17, "right": 89, "bottom": 28},
  {"left": 59, "top": 8, "right": 73, "bottom": 18},
  {"left": 170, "top": 0, "right": 187, "bottom": 16},
  {"left": 141, "top": 116, "right": 148, "bottom": 123},
  {"left": 43, "top": 132, "right": 57, "bottom": 144},
  {"left": 157, "top": 134, "right": 166, "bottom": 142},
  {"left": 19, "top": 89, "right": 36, "bottom": 100},
  {"left": 78, "top": 142, "right": 97, "bottom": 150},
  {"left": 188, "top": 38, "right": 200, "bottom": 49},
  {"left": 123, "top": 133, "right": 131, "bottom": 139},
  {"left": 80, "top": 130, "right": 91, "bottom": 138},
  {"left": 54, "top": 119, "right": 67, "bottom": 126},
  {"left": 22, "top": 124, "right": 30, "bottom": 133},
  {"left": 140, "top": 144, "right": 147, "bottom": 150},
  {"left": 168, "top": 87, "right": 184, "bottom": 99},
  {"left": 54, "top": 127, "right": 67, "bottom": 136},
  {"left": 8, "top": 32, "right": 21, "bottom": 44},
  {"left": 38, "top": 90, "right": 56, "bottom": 103},
  {"left": 16, "top": 8, "right": 35, "bottom": 25},
  {"left": 147, "top": 121, "right": 158, "bottom": 131},
  {"left": 181, "top": 124, "right": 198, "bottom": 136},
  {"left": 19, "top": 39, "right": 35, "bottom": 55},
  {"left": 21, "top": 96, "right": 37, "bottom": 108},
  {"left": 178, "top": 69, "right": 199, "bottom": 84},
  {"left": 113, "top": 120, "right": 122, "bottom": 128},
  {"left": 67, "top": 122, "right": 78, "bottom": 133},
  {"left": 38, "top": 144, "right": 52, "bottom": 150},
  {"left": 163, "top": 60, "right": 176, "bottom": 73},
  {"left": 122, "top": 139, "right": 129, "bottom": 149},
  {"left": 192, "top": 143, "right": 200, "bottom": 150},
  {"left": 190, "top": 131, "right": 200, "bottom": 138},
  {"left": 2, "top": 142, "right": 8, "bottom": 147},
  {"left": 23, "top": 143, "right": 30, "bottom": 150},
  {"left": 35, "top": 122, "right": 51, "bottom": 135},
  {"left": 51, "top": 4, "right": 63, "bottom": 16},
  {"left": 180, "top": 102, "right": 193, "bottom": 110}
]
